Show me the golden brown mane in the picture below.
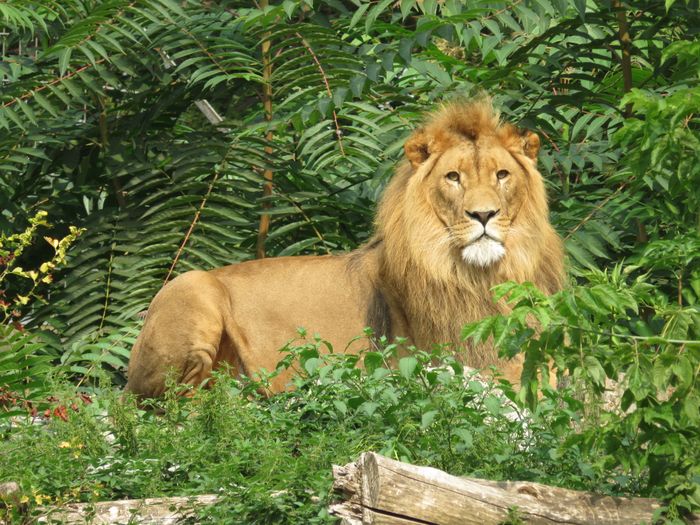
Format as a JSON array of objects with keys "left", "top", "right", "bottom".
[{"left": 371, "top": 97, "right": 564, "bottom": 366}]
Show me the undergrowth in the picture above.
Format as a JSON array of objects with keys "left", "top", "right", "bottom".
[{"left": 1, "top": 336, "right": 681, "bottom": 524}]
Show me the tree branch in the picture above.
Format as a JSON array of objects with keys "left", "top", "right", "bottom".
[{"left": 255, "top": 0, "right": 274, "bottom": 259}]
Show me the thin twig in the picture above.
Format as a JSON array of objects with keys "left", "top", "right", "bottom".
[
  {"left": 1, "top": 1, "right": 141, "bottom": 111},
  {"left": 482, "top": 0, "right": 524, "bottom": 21},
  {"left": 98, "top": 244, "right": 115, "bottom": 333},
  {"left": 559, "top": 322, "right": 699, "bottom": 346},
  {"left": 163, "top": 172, "right": 220, "bottom": 285},
  {"left": 1, "top": 59, "right": 107, "bottom": 110},
  {"left": 296, "top": 32, "right": 346, "bottom": 156},
  {"left": 71, "top": 1, "right": 138, "bottom": 55},
  {"left": 276, "top": 191, "right": 332, "bottom": 254},
  {"left": 539, "top": 129, "right": 560, "bottom": 153},
  {"left": 563, "top": 183, "right": 626, "bottom": 241},
  {"left": 178, "top": 26, "right": 229, "bottom": 76}
]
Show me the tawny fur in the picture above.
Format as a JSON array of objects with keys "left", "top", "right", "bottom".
[{"left": 126, "top": 97, "right": 564, "bottom": 398}]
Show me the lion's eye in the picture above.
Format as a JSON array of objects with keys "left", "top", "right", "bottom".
[
  {"left": 496, "top": 169, "right": 510, "bottom": 180},
  {"left": 446, "top": 171, "right": 460, "bottom": 182}
]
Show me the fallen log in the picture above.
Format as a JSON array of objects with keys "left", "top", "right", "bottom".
[
  {"left": 330, "top": 452, "right": 700, "bottom": 525},
  {"left": 34, "top": 494, "right": 218, "bottom": 524}
]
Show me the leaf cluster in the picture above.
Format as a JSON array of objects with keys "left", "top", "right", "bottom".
[{"left": 463, "top": 270, "right": 700, "bottom": 516}]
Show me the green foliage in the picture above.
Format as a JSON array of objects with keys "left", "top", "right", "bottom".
[
  {"left": 1, "top": 0, "right": 696, "bottom": 372},
  {"left": 1, "top": 0, "right": 699, "bottom": 520},
  {"left": 0, "top": 342, "right": 617, "bottom": 523},
  {"left": 462, "top": 272, "right": 700, "bottom": 515},
  {"left": 0, "top": 325, "right": 54, "bottom": 419},
  {"left": 0, "top": 212, "right": 82, "bottom": 418},
  {"left": 0, "top": 211, "right": 83, "bottom": 323}
]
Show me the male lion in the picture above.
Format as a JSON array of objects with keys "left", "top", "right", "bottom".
[{"left": 126, "top": 97, "right": 564, "bottom": 398}]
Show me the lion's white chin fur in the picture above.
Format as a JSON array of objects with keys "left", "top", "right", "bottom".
[{"left": 461, "top": 237, "right": 505, "bottom": 267}]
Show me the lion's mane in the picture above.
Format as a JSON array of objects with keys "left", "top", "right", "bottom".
[{"left": 371, "top": 98, "right": 564, "bottom": 366}]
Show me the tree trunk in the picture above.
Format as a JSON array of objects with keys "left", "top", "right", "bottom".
[
  {"left": 330, "top": 452, "right": 699, "bottom": 525},
  {"left": 255, "top": 0, "right": 274, "bottom": 259}
]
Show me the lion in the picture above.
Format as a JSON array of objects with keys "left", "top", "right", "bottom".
[{"left": 125, "top": 97, "right": 564, "bottom": 398}]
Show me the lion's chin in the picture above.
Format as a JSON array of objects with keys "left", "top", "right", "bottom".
[{"left": 461, "top": 237, "right": 505, "bottom": 267}]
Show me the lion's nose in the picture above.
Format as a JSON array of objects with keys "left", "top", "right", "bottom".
[{"left": 466, "top": 209, "right": 499, "bottom": 225}]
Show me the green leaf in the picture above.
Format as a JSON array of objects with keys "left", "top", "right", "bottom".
[
  {"left": 453, "top": 428, "right": 473, "bottom": 448},
  {"left": 671, "top": 356, "right": 693, "bottom": 388},
  {"left": 421, "top": 410, "right": 438, "bottom": 429},
  {"left": 333, "top": 400, "right": 347, "bottom": 415},
  {"left": 583, "top": 356, "right": 606, "bottom": 387},
  {"left": 364, "top": 352, "right": 384, "bottom": 373},
  {"left": 484, "top": 395, "right": 502, "bottom": 415},
  {"left": 398, "top": 356, "right": 419, "bottom": 379},
  {"left": 349, "top": 4, "right": 369, "bottom": 29}
]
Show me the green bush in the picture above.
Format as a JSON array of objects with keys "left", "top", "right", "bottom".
[{"left": 4, "top": 335, "right": 694, "bottom": 523}]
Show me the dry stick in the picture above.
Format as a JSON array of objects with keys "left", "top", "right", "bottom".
[
  {"left": 163, "top": 173, "right": 220, "bottom": 285},
  {"left": 563, "top": 183, "right": 626, "bottom": 242},
  {"left": 255, "top": 0, "right": 274, "bottom": 259},
  {"left": 1, "top": 59, "right": 107, "bottom": 110},
  {"left": 296, "top": 32, "right": 346, "bottom": 156}
]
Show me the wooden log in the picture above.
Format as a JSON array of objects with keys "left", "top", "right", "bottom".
[
  {"left": 0, "top": 481, "right": 20, "bottom": 507},
  {"left": 330, "top": 452, "right": 700, "bottom": 525},
  {"left": 34, "top": 494, "right": 218, "bottom": 524}
]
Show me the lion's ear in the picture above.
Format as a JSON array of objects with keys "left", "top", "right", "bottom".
[
  {"left": 521, "top": 130, "right": 540, "bottom": 160},
  {"left": 404, "top": 129, "right": 431, "bottom": 168}
]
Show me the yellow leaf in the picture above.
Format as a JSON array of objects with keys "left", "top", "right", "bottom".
[
  {"left": 17, "top": 295, "right": 29, "bottom": 305},
  {"left": 58, "top": 441, "right": 71, "bottom": 449},
  {"left": 44, "top": 236, "right": 59, "bottom": 248}
]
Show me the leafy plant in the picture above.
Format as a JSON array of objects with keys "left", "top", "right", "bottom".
[
  {"left": 0, "top": 211, "right": 82, "bottom": 325},
  {"left": 462, "top": 272, "right": 700, "bottom": 516},
  {"left": 0, "top": 211, "right": 82, "bottom": 419}
]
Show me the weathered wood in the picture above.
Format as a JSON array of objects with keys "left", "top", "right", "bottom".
[
  {"left": 331, "top": 452, "right": 700, "bottom": 525},
  {"left": 35, "top": 494, "right": 218, "bottom": 524},
  {"left": 0, "top": 481, "right": 20, "bottom": 506}
]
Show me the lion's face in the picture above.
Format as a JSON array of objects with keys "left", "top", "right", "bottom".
[
  {"left": 425, "top": 139, "right": 528, "bottom": 267},
  {"left": 396, "top": 101, "right": 543, "bottom": 271}
]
